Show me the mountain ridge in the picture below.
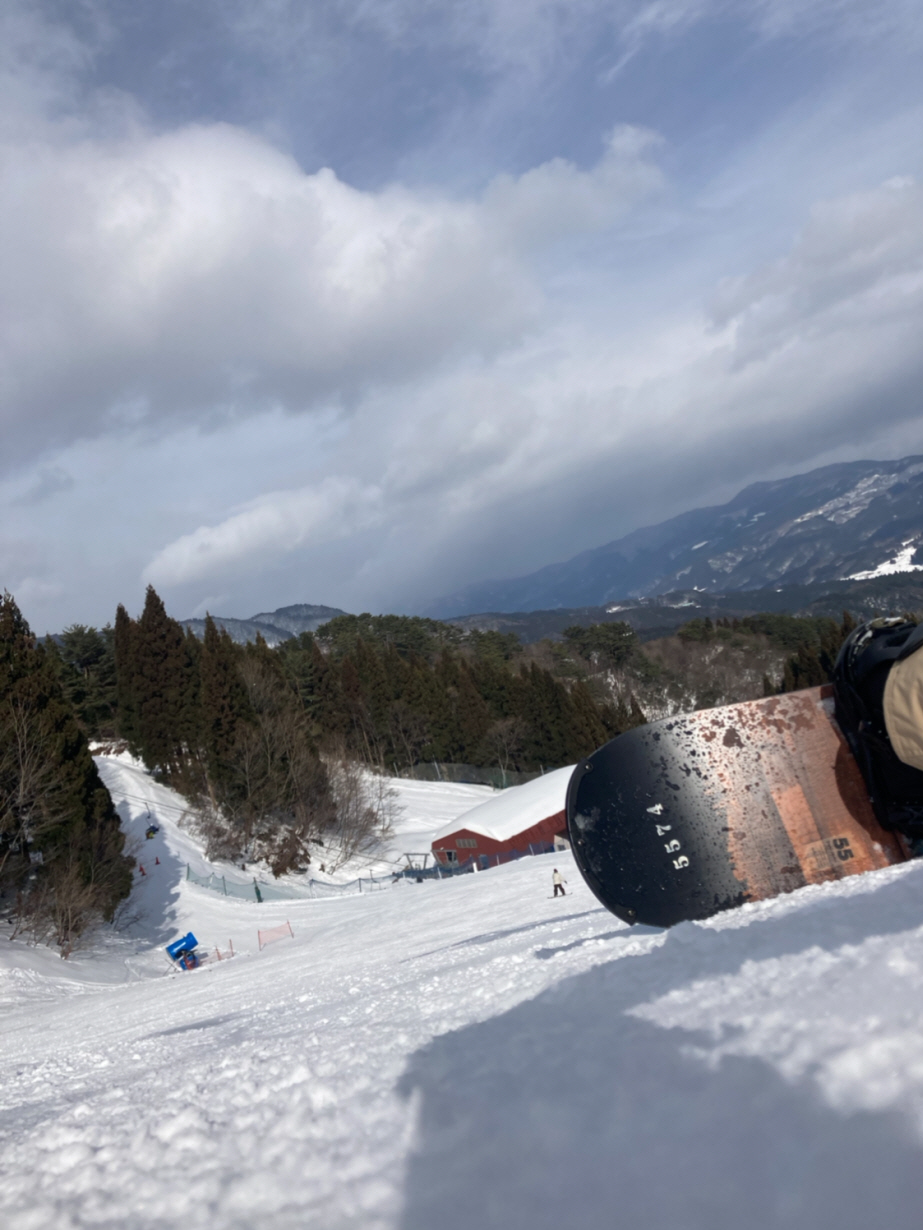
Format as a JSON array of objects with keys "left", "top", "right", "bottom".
[
  {"left": 181, "top": 603, "right": 349, "bottom": 646},
  {"left": 426, "top": 456, "right": 923, "bottom": 616}
]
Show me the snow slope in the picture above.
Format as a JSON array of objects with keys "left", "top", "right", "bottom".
[
  {"left": 3, "top": 756, "right": 923, "bottom": 1228},
  {"left": 383, "top": 776, "right": 494, "bottom": 860}
]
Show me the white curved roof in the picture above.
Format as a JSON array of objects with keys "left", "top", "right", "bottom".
[{"left": 431, "top": 765, "right": 575, "bottom": 844}]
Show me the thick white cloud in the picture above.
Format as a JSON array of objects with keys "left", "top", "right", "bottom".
[
  {"left": 144, "top": 476, "right": 384, "bottom": 587},
  {"left": 0, "top": 107, "right": 658, "bottom": 468}
]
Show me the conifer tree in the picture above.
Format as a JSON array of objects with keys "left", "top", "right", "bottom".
[
  {"left": 276, "top": 633, "right": 316, "bottom": 711},
  {"left": 199, "top": 615, "right": 249, "bottom": 797},
  {"left": 52, "top": 624, "right": 118, "bottom": 738},
  {"left": 470, "top": 657, "right": 518, "bottom": 719},
  {"left": 452, "top": 661, "right": 491, "bottom": 762},
  {"left": 600, "top": 695, "right": 632, "bottom": 738},
  {"left": 339, "top": 654, "right": 374, "bottom": 761},
  {"left": 352, "top": 638, "right": 392, "bottom": 759},
  {"left": 517, "top": 664, "right": 572, "bottom": 768},
  {"left": 397, "top": 655, "right": 441, "bottom": 764},
  {"left": 114, "top": 603, "right": 141, "bottom": 750},
  {"left": 132, "top": 586, "right": 189, "bottom": 772},
  {"left": 566, "top": 680, "right": 609, "bottom": 759},
  {"left": 178, "top": 627, "right": 203, "bottom": 758},
  {"left": 308, "top": 639, "right": 349, "bottom": 738},
  {"left": 0, "top": 593, "right": 132, "bottom": 948}
]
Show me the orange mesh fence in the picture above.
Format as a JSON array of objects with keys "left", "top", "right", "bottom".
[{"left": 258, "top": 921, "right": 294, "bottom": 950}]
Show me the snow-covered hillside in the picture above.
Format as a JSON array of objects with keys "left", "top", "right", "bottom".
[{"left": 3, "top": 756, "right": 923, "bottom": 1228}]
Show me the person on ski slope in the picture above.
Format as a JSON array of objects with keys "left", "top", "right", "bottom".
[{"left": 552, "top": 868, "right": 566, "bottom": 897}]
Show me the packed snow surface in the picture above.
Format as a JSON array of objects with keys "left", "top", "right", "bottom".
[
  {"left": 430, "top": 764, "right": 573, "bottom": 844},
  {"left": 3, "top": 754, "right": 923, "bottom": 1228}
]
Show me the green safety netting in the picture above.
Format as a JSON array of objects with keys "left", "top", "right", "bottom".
[
  {"left": 185, "top": 865, "right": 396, "bottom": 901},
  {"left": 184, "top": 845, "right": 552, "bottom": 902}
]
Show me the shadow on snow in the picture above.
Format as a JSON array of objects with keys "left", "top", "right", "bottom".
[{"left": 397, "top": 867, "right": 923, "bottom": 1230}]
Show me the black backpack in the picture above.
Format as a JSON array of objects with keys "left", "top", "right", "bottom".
[{"left": 833, "top": 618, "right": 923, "bottom": 844}]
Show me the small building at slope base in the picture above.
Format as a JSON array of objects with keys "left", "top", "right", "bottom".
[{"left": 431, "top": 765, "right": 575, "bottom": 870}]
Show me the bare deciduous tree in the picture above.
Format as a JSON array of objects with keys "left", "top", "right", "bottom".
[
  {"left": 480, "top": 716, "right": 529, "bottom": 784},
  {"left": 388, "top": 699, "right": 430, "bottom": 770},
  {"left": 321, "top": 737, "right": 398, "bottom": 870},
  {"left": 0, "top": 697, "right": 70, "bottom": 886}
]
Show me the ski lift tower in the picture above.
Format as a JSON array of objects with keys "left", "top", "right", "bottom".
[{"left": 402, "top": 852, "right": 431, "bottom": 881}]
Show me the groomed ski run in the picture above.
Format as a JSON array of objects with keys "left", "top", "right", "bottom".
[{"left": 2, "top": 751, "right": 923, "bottom": 1228}]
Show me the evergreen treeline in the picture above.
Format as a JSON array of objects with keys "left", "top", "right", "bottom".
[
  {"left": 671, "top": 612, "right": 858, "bottom": 696},
  {"left": 65, "top": 598, "right": 866, "bottom": 796},
  {"left": 0, "top": 594, "right": 132, "bottom": 952},
  {"left": 112, "top": 590, "right": 337, "bottom": 874},
  {"left": 277, "top": 621, "right": 621, "bottom": 772},
  {"left": 773, "top": 612, "right": 857, "bottom": 694},
  {"left": 110, "top": 592, "right": 630, "bottom": 777}
]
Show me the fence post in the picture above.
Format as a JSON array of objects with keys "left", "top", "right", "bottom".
[
  {"left": 222, "top": 876, "right": 227, "bottom": 896},
  {"left": 186, "top": 864, "right": 190, "bottom": 880},
  {"left": 253, "top": 878, "right": 262, "bottom": 904},
  {"left": 309, "top": 879, "right": 315, "bottom": 899}
]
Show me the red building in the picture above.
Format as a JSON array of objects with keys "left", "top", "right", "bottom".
[{"left": 431, "top": 765, "right": 574, "bottom": 868}]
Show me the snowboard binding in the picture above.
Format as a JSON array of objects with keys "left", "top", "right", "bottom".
[{"left": 832, "top": 618, "right": 923, "bottom": 851}]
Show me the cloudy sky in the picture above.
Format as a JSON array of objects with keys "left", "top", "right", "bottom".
[{"left": 2, "top": 0, "right": 922, "bottom": 631}]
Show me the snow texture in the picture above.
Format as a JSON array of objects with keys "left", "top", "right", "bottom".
[
  {"left": 794, "top": 473, "right": 903, "bottom": 526},
  {"left": 430, "top": 764, "right": 573, "bottom": 843},
  {"left": 848, "top": 540, "right": 923, "bottom": 580},
  {"left": 2, "top": 754, "right": 923, "bottom": 1228}
]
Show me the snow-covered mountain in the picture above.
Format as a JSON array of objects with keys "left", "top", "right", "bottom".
[{"left": 428, "top": 457, "right": 923, "bottom": 616}]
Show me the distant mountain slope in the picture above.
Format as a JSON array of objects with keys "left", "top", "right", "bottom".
[
  {"left": 248, "top": 604, "right": 348, "bottom": 636},
  {"left": 447, "top": 574, "right": 923, "bottom": 644},
  {"left": 182, "top": 603, "right": 349, "bottom": 646},
  {"left": 427, "top": 457, "right": 923, "bottom": 616}
]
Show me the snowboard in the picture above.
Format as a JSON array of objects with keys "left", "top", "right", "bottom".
[{"left": 566, "top": 685, "right": 909, "bottom": 928}]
